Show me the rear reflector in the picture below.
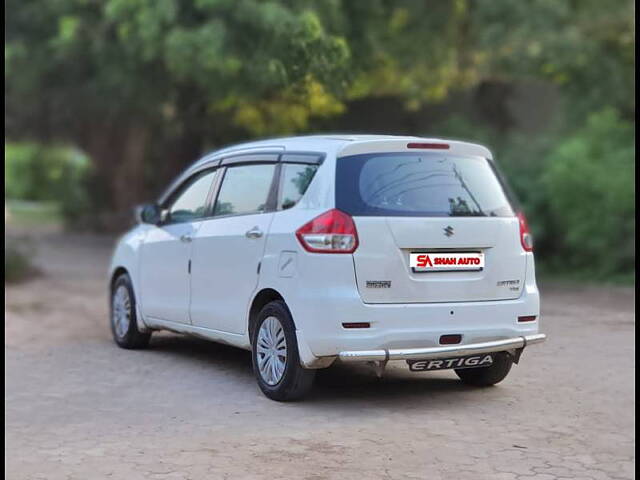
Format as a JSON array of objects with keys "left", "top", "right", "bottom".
[
  {"left": 407, "top": 142, "right": 450, "bottom": 150},
  {"left": 439, "top": 334, "right": 462, "bottom": 345},
  {"left": 342, "top": 322, "right": 370, "bottom": 329},
  {"left": 518, "top": 316, "right": 537, "bottom": 323}
]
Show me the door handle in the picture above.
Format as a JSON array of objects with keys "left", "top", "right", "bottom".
[
  {"left": 180, "top": 234, "right": 192, "bottom": 243},
  {"left": 245, "top": 226, "right": 263, "bottom": 239}
]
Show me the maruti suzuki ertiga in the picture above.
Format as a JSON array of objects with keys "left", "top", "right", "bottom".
[{"left": 109, "top": 135, "right": 546, "bottom": 401}]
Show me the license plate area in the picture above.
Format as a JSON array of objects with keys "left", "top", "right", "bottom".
[
  {"left": 409, "top": 252, "right": 484, "bottom": 273},
  {"left": 407, "top": 354, "right": 494, "bottom": 372}
]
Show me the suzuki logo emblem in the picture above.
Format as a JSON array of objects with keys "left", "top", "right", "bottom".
[{"left": 443, "top": 226, "right": 454, "bottom": 237}]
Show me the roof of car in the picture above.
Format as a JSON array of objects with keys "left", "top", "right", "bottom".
[
  {"left": 161, "top": 135, "right": 493, "bottom": 205},
  {"left": 196, "top": 134, "right": 492, "bottom": 165}
]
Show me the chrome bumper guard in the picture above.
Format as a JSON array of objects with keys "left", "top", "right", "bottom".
[{"left": 338, "top": 333, "right": 547, "bottom": 363}]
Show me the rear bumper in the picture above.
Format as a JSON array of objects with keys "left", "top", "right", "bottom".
[
  {"left": 286, "top": 253, "right": 541, "bottom": 368},
  {"left": 293, "top": 286, "right": 541, "bottom": 359},
  {"left": 339, "top": 333, "right": 546, "bottom": 362}
]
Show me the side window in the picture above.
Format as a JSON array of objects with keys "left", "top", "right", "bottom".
[
  {"left": 167, "top": 170, "right": 217, "bottom": 223},
  {"left": 213, "top": 164, "right": 276, "bottom": 217},
  {"left": 278, "top": 164, "right": 318, "bottom": 210}
]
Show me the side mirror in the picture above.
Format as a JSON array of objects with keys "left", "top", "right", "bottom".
[{"left": 135, "top": 203, "right": 162, "bottom": 225}]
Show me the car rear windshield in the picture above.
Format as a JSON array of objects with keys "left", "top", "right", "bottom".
[{"left": 336, "top": 152, "right": 515, "bottom": 217}]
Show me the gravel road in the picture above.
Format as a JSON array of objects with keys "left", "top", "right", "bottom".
[{"left": 5, "top": 229, "right": 635, "bottom": 480}]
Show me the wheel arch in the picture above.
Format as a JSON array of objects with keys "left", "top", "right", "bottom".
[
  {"left": 110, "top": 266, "right": 129, "bottom": 294},
  {"left": 248, "top": 288, "right": 289, "bottom": 343},
  {"left": 109, "top": 265, "right": 152, "bottom": 334}
]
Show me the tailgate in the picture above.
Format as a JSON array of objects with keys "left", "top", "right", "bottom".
[
  {"left": 352, "top": 216, "right": 526, "bottom": 303},
  {"left": 335, "top": 149, "right": 527, "bottom": 304}
]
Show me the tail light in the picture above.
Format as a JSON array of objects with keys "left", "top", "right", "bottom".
[
  {"left": 296, "top": 209, "right": 359, "bottom": 253},
  {"left": 517, "top": 212, "right": 533, "bottom": 252}
]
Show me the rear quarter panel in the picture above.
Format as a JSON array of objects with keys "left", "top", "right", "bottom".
[{"left": 250, "top": 152, "right": 360, "bottom": 333}]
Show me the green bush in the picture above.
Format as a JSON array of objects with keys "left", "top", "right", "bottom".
[
  {"left": 5, "top": 142, "right": 91, "bottom": 227},
  {"left": 493, "top": 133, "right": 561, "bottom": 259},
  {"left": 543, "top": 109, "right": 635, "bottom": 276}
]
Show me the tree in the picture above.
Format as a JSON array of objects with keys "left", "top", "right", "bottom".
[
  {"left": 6, "top": 0, "right": 352, "bottom": 227},
  {"left": 6, "top": 0, "right": 635, "bottom": 244}
]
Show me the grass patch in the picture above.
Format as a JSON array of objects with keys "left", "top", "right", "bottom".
[{"left": 5, "top": 199, "right": 62, "bottom": 227}]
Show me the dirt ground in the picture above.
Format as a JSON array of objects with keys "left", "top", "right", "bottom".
[{"left": 5, "top": 228, "right": 636, "bottom": 480}]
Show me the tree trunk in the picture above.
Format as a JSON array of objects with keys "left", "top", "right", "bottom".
[
  {"left": 111, "top": 124, "right": 150, "bottom": 212},
  {"left": 80, "top": 120, "right": 151, "bottom": 231}
]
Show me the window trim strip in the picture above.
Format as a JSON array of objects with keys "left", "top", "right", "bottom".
[{"left": 158, "top": 150, "right": 325, "bottom": 213}]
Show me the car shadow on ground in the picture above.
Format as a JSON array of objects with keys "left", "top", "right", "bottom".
[
  {"left": 309, "top": 363, "right": 481, "bottom": 406},
  {"left": 146, "top": 333, "right": 254, "bottom": 375},
  {"left": 144, "top": 333, "right": 483, "bottom": 406}
]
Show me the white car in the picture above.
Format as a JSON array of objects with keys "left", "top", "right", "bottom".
[{"left": 109, "top": 135, "right": 546, "bottom": 401}]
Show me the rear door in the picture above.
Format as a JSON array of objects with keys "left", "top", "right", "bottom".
[
  {"left": 189, "top": 160, "right": 278, "bottom": 334},
  {"left": 336, "top": 151, "right": 526, "bottom": 304}
]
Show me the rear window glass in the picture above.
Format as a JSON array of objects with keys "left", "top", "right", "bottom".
[{"left": 336, "top": 152, "right": 514, "bottom": 217}]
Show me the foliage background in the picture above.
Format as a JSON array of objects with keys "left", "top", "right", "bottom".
[{"left": 5, "top": 0, "right": 635, "bottom": 280}]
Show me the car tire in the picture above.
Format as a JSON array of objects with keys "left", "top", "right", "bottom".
[
  {"left": 110, "top": 273, "right": 151, "bottom": 349},
  {"left": 251, "top": 300, "right": 315, "bottom": 401},
  {"left": 454, "top": 352, "right": 513, "bottom": 386}
]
